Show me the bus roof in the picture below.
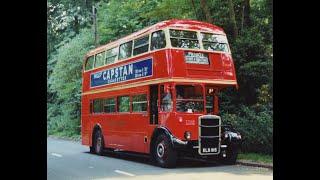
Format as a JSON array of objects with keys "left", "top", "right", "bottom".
[{"left": 85, "top": 19, "right": 226, "bottom": 57}]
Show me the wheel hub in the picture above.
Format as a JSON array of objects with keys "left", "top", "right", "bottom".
[
  {"left": 157, "top": 142, "right": 165, "bottom": 158},
  {"left": 96, "top": 137, "right": 102, "bottom": 151}
]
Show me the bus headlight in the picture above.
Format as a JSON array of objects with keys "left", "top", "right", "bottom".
[
  {"left": 224, "top": 133, "right": 229, "bottom": 139},
  {"left": 184, "top": 131, "right": 191, "bottom": 140}
]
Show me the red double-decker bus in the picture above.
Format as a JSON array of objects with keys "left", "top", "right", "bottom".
[{"left": 81, "top": 19, "right": 242, "bottom": 168}]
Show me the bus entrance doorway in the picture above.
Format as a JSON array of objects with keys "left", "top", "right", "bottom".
[{"left": 149, "top": 85, "right": 158, "bottom": 125}]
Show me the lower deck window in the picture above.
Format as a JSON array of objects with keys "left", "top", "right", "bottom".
[
  {"left": 104, "top": 98, "right": 116, "bottom": 113},
  {"left": 118, "top": 96, "right": 130, "bottom": 112},
  {"left": 132, "top": 94, "right": 147, "bottom": 112},
  {"left": 93, "top": 99, "right": 103, "bottom": 113},
  {"left": 160, "top": 85, "right": 173, "bottom": 112}
]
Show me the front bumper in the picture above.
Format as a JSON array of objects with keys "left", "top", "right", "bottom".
[{"left": 171, "top": 137, "right": 241, "bottom": 157}]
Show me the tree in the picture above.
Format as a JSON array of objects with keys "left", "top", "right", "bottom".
[
  {"left": 48, "top": 29, "right": 95, "bottom": 134},
  {"left": 243, "top": 0, "right": 251, "bottom": 27},
  {"left": 228, "top": 0, "right": 238, "bottom": 39},
  {"left": 190, "top": 0, "right": 200, "bottom": 20},
  {"left": 199, "top": 0, "right": 213, "bottom": 23}
]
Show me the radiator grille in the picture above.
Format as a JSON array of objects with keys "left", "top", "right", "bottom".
[{"left": 198, "top": 115, "right": 221, "bottom": 155}]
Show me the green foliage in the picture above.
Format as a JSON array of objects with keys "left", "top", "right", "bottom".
[
  {"left": 97, "top": 0, "right": 146, "bottom": 43},
  {"left": 222, "top": 104, "right": 273, "bottom": 154},
  {"left": 142, "top": 0, "right": 196, "bottom": 22},
  {"left": 119, "top": 96, "right": 130, "bottom": 112},
  {"left": 238, "top": 152, "right": 273, "bottom": 164},
  {"left": 232, "top": 28, "right": 269, "bottom": 65},
  {"left": 237, "top": 59, "right": 273, "bottom": 105},
  {"left": 47, "top": 1, "right": 91, "bottom": 55},
  {"left": 97, "top": 0, "right": 197, "bottom": 45},
  {"left": 256, "top": 84, "right": 273, "bottom": 108},
  {"left": 48, "top": 29, "right": 94, "bottom": 134}
]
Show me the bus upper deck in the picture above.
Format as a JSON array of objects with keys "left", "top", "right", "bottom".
[{"left": 82, "top": 19, "right": 237, "bottom": 94}]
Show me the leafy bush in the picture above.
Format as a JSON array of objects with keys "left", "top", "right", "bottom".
[
  {"left": 221, "top": 83, "right": 273, "bottom": 154},
  {"left": 222, "top": 105, "right": 273, "bottom": 154},
  {"left": 47, "top": 28, "right": 94, "bottom": 135}
]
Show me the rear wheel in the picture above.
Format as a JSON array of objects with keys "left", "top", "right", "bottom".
[
  {"left": 89, "top": 146, "right": 94, "bottom": 153},
  {"left": 152, "top": 134, "right": 177, "bottom": 168},
  {"left": 93, "top": 130, "right": 104, "bottom": 155}
]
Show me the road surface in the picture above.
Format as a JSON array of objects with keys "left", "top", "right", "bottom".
[{"left": 47, "top": 137, "right": 273, "bottom": 180}]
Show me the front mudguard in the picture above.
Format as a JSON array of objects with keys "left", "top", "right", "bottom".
[
  {"left": 221, "top": 125, "right": 242, "bottom": 152},
  {"left": 151, "top": 126, "right": 188, "bottom": 150}
]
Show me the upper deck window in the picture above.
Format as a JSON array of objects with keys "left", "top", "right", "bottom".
[
  {"left": 85, "top": 56, "right": 94, "bottom": 71},
  {"left": 200, "top": 33, "right": 229, "bottom": 53},
  {"left": 94, "top": 52, "right": 105, "bottom": 68},
  {"left": 169, "top": 29, "right": 200, "bottom": 49},
  {"left": 151, "top": 30, "right": 166, "bottom": 50},
  {"left": 119, "top": 41, "right": 133, "bottom": 60},
  {"left": 133, "top": 35, "right": 149, "bottom": 56},
  {"left": 105, "top": 47, "right": 117, "bottom": 65}
]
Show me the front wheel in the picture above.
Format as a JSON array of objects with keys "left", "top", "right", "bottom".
[
  {"left": 219, "top": 144, "right": 238, "bottom": 165},
  {"left": 152, "top": 134, "right": 177, "bottom": 168}
]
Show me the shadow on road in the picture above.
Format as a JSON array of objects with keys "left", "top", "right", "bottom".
[
  {"left": 85, "top": 150, "right": 232, "bottom": 169},
  {"left": 48, "top": 138, "right": 272, "bottom": 180},
  {"left": 82, "top": 149, "right": 272, "bottom": 178}
]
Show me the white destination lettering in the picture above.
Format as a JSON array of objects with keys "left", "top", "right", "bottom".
[
  {"left": 128, "top": 64, "right": 133, "bottom": 75},
  {"left": 123, "top": 66, "right": 127, "bottom": 76},
  {"left": 115, "top": 68, "right": 119, "bottom": 78}
]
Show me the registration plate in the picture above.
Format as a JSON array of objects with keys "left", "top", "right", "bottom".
[
  {"left": 185, "top": 52, "right": 209, "bottom": 65},
  {"left": 202, "top": 147, "right": 218, "bottom": 153}
]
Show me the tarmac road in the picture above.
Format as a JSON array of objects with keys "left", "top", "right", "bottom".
[{"left": 47, "top": 137, "right": 273, "bottom": 180}]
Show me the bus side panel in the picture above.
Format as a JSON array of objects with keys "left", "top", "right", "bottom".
[
  {"left": 114, "top": 86, "right": 149, "bottom": 153},
  {"left": 126, "top": 113, "right": 149, "bottom": 153},
  {"left": 145, "top": 125, "right": 157, "bottom": 153},
  {"left": 81, "top": 95, "right": 91, "bottom": 146},
  {"left": 101, "top": 114, "right": 116, "bottom": 149},
  {"left": 221, "top": 53, "right": 237, "bottom": 80},
  {"left": 153, "top": 50, "right": 170, "bottom": 79}
]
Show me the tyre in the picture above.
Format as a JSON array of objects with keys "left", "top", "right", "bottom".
[
  {"left": 93, "top": 130, "right": 104, "bottom": 155},
  {"left": 89, "top": 146, "right": 94, "bottom": 153},
  {"left": 152, "top": 134, "right": 177, "bottom": 168},
  {"left": 219, "top": 144, "right": 238, "bottom": 165}
]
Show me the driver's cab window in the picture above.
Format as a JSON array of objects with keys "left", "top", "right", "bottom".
[
  {"left": 160, "top": 85, "right": 172, "bottom": 112},
  {"left": 175, "top": 85, "right": 204, "bottom": 113}
]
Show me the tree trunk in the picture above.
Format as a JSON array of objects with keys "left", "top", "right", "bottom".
[
  {"left": 200, "top": 0, "right": 213, "bottom": 24},
  {"left": 92, "top": 6, "right": 98, "bottom": 46},
  {"left": 74, "top": 15, "right": 79, "bottom": 34},
  {"left": 228, "top": 0, "right": 238, "bottom": 39},
  {"left": 243, "top": 0, "right": 251, "bottom": 27},
  {"left": 190, "top": 0, "right": 199, "bottom": 20}
]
